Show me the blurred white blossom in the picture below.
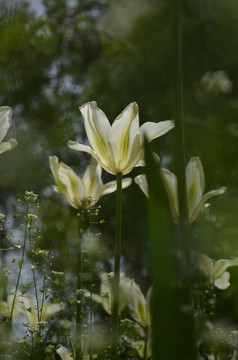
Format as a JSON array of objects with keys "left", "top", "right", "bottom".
[
  {"left": 192, "top": 252, "right": 238, "bottom": 290},
  {"left": 201, "top": 70, "right": 232, "bottom": 95},
  {"left": 0, "top": 106, "right": 17, "bottom": 154},
  {"left": 49, "top": 156, "right": 132, "bottom": 209}
]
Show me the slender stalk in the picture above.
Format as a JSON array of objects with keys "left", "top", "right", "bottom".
[
  {"left": 76, "top": 212, "right": 84, "bottom": 360},
  {"left": 89, "top": 273, "right": 93, "bottom": 360},
  {"left": 29, "top": 227, "right": 40, "bottom": 322},
  {"left": 40, "top": 272, "right": 46, "bottom": 320},
  {"left": 10, "top": 204, "right": 29, "bottom": 320},
  {"left": 88, "top": 208, "right": 93, "bottom": 360},
  {"left": 143, "top": 326, "right": 149, "bottom": 360},
  {"left": 111, "top": 172, "right": 123, "bottom": 360},
  {"left": 173, "top": 0, "right": 188, "bottom": 228}
]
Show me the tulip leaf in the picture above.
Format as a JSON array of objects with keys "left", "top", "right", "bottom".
[{"left": 145, "top": 140, "right": 197, "bottom": 360}]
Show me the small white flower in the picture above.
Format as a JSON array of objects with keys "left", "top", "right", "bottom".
[
  {"left": 68, "top": 101, "right": 174, "bottom": 175},
  {"left": 0, "top": 106, "right": 17, "bottom": 154},
  {"left": 49, "top": 156, "right": 132, "bottom": 209},
  {"left": 193, "top": 252, "right": 238, "bottom": 290}
]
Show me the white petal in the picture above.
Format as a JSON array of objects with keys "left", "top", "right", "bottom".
[
  {"left": 42, "top": 303, "right": 62, "bottom": 320},
  {"left": 58, "top": 162, "right": 85, "bottom": 208},
  {"left": 127, "top": 279, "right": 147, "bottom": 327},
  {"left": 0, "top": 106, "right": 12, "bottom": 143},
  {"left": 197, "top": 253, "right": 214, "bottom": 278},
  {"left": 108, "top": 102, "right": 140, "bottom": 173},
  {"left": 160, "top": 168, "right": 179, "bottom": 223},
  {"left": 134, "top": 174, "right": 149, "bottom": 198},
  {"left": 214, "top": 271, "right": 230, "bottom": 290},
  {"left": 0, "top": 138, "right": 17, "bottom": 154},
  {"left": 49, "top": 156, "right": 70, "bottom": 198},
  {"left": 82, "top": 157, "right": 103, "bottom": 198},
  {"left": 202, "top": 187, "right": 227, "bottom": 205},
  {"left": 139, "top": 120, "right": 175, "bottom": 145},
  {"left": 68, "top": 140, "right": 114, "bottom": 174},
  {"left": 190, "top": 187, "right": 226, "bottom": 223},
  {"left": 80, "top": 101, "right": 111, "bottom": 161},
  {"left": 186, "top": 157, "right": 205, "bottom": 220},
  {"left": 214, "top": 258, "right": 238, "bottom": 279},
  {"left": 97, "top": 177, "right": 132, "bottom": 198},
  {"left": 56, "top": 345, "right": 74, "bottom": 360},
  {"left": 49, "top": 155, "right": 60, "bottom": 183}
]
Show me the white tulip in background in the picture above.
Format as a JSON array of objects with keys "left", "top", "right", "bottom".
[
  {"left": 192, "top": 252, "right": 238, "bottom": 290},
  {"left": 135, "top": 157, "right": 226, "bottom": 223},
  {"left": 0, "top": 106, "right": 17, "bottom": 154},
  {"left": 49, "top": 156, "right": 132, "bottom": 209}
]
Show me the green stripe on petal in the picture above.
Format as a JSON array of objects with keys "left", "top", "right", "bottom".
[
  {"left": 160, "top": 168, "right": 179, "bottom": 223},
  {"left": 108, "top": 102, "right": 139, "bottom": 173},
  {"left": 80, "top": 102, "right": 111, "bottom": 162},
  {"left": 82, "top": 157, "right": 103, "bottom": 197},
  {"left": 0, "top": 106, "right": 12, "bottom": 143},
  {"left": 58, "top": 163, "right": 85, "bottom": 209},
  {"left": 186, "top": 157, "right": 205, "bottom": 220}
]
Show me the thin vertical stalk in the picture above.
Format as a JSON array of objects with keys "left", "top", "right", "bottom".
[
  {"left": 88, "top": 208, "right": 93, "bottom": 360},
  {"left": 76, "top": 213, "right": 84, "bottom": 360},
  {"left": 29, "top": 227, "right": 40, "bottom": 322},
  {"left": 173, "top": 0, "right": 188, "bottom": 228},
  {"left": 10, "top": 204, "right": 29, "bottom": 320},
  {"left": 111, "top": 172, "right": 123, "bottom": 360},
  {"left": 143, "top": 326, "right": 149, "bottom": 360}
]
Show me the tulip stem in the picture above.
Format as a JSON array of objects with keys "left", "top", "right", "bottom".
[
  {"left": 143, "top": 326, "right": 149, "bottom": 360},
  {"left": 111, "top": 172, "right": 123, "bottom": 360},
  {"left": 76, "top": 212, "right": 85, "bottom": 360}
]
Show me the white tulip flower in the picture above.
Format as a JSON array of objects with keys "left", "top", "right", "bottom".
[
  {"left": 0, "top": 106, "right": 17, "bottom": 154},
  {"left": 193, "top": 252, "right": 238, "bottom": 290},
  {"left": 68, "top": 101, "right": 174, "bottom": 175},
  {"left": 124, "top": 279, "right": 152, "bottom": 328},
  {"left": 84, "top": 272, "right": 131, "bottom": 315},
  {"left": 135, "top": 157, "right": 226, "bottom": 223},
  {"left": 49, "top": 156, "right": 132, "bottom": 209},
  {"left": 0, "top": 291, "right": 22, "bottom": 319},
  {"left": 56, "top": 345, "right": 74, "bottom": 360},
  {"left": 84, "top": 272, "right": 152, "bottom": 327},
  {"left": 18, "top": 295, "right": 62, "bottom": 329}
]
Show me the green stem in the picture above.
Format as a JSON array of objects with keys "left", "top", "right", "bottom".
[
  {"left": 111, "top": 172, "right": 123, "bottom": 360},
  {"left": 143, "top": 326, "right": 149, "bottom": 360},
  {"left": 76, "top": 211, "right": 87, "bottom": 360},
  {"left": 40, "top": 271, "right": 46, "bottom": 320},
  {"left": 173, "top": 0, "right": 188, "bottom": 228},
  {"left": 29, "top": 227, "right": 40, "bottom": 322},
  {"left": 89, "top": 273, "right": 93, "bottom": 360},
  {"left": 10, "top": 204, "right": 29, "bottom": 320}
]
